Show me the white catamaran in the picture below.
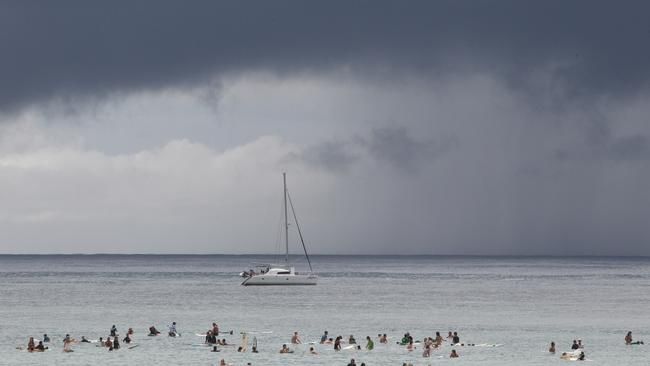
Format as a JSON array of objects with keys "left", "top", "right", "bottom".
[{"left": 240, "top": 173, "right": 318, "bottom": 286}]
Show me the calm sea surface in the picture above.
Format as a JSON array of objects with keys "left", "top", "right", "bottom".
[{"left": 0, "top": 255, "right": 648, "bottom": 365}]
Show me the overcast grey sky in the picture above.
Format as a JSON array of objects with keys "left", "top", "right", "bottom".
[{"left": 1, "top": 0, "right": 649, "bottom": 254}]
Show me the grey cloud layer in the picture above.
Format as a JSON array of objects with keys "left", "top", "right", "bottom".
[{"left": 2, "top": 0, "right": 650, "bottom": 112}]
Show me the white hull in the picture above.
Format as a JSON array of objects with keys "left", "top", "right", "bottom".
[{"left": 242, "top": 273, "right": 318, "bottom": 286}]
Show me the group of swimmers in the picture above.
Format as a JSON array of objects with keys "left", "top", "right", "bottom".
[
  {"left": 20, "top": 322, "right": 181, "bottom": 353},
  {"left": 20, "top": 324, "right": 645, "bottom": 365},
  {"left": 547, "top": 331, "right": 644, "bottom": 361},
  {"left": 282, "top": 330, "right": 464, "bottom": 359}
]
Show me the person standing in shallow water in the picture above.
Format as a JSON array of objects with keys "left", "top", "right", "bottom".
[
  {"left": 334, "top": 336, "right": 342, "bottom": 351},
  {"left": 291, "top": 331, "right": 301, "bottom": 344},
  {"left": 366, "top": 336, "right": 374, "bottom": 350}
]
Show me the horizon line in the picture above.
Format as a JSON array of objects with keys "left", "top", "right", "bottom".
[{"left": 0, "top": 253, "right": 648, "bottom": 259}]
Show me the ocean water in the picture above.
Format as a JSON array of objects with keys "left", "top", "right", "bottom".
[{"left": 0, "top": 255, "right": 648, "bottom": 365}]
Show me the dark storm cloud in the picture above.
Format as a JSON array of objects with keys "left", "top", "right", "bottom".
[
  {"left": 294, "top": 127, "right": 456, "bottom": 173},
  {"left": 1, "top": 0, "right": 650, "bottom": 113},
  {"left": 362, "top": 127, "right": 456, "bottom": 172}
]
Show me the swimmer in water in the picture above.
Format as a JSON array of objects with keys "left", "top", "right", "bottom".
[
  {"left": 63, "top": 335, "right": 75, "bottom": 353},
  {"left": 347, "top": 359, "right": 357, "bottom": 366},
  {"left": 110, "top": 325, "right": 117, "bottom": 337},
  {"left": 148, "top": 326, "right": 160, "bottom": 336},
  {"left": 212, "top": 323, "right": 220, "bottom": 336},
  {"left": 571, "top": 340, "right": 579, "bottom": 350},
  {"left": 27, "top": 337, "right": 35, "bottom": 352},
  {"left": 450, "top": 349, "right": 459, "bottom": 358},
  {"left": 434, "top": 332, "right": 443, "bottom": 346},
  {"left": 127, "top": 328, "right": 134, "bottom": 335},
  {"left": 123, "top": 333, "right": 131, "bottom": 344},
  {"left": 112, "top": 336, "right": 120, "bottom": 350},
  {"left": 334, "top": 336, "right": 342, "bottom": 351},
  {"left": 279, "top": 344, "right": 290, "bottom": 353},
  {"left": 211, "top": 345, "right": 219, "bottom": 352},
  {"left": 168, "top": 322, "right": 178, "bottom": 337},
  {"left": 291, "top": 331, "right": 301, "bottom": 344},
  {"left": 379, "top": 334, "right": 388, "bottom": 343},
  {"left": 320, "top": 330, "right": 329, "bottom": 344},
  {"left": 35, "top": 341, "right": 46, "bottom": 352},
  {"left": 578, "top": 352, "right": 585, "bottom": 361},
  {"left": 43, "top": 334, "right": 50, "bottom": 343},
  {"left": 406, "top": 339, "right": 415, "bottom": 351},
  {"left": 219, "top": 359, "right": 229, "bottom": 366},
  {"left": 310, "top": 346, "right": 318, "bottom": 354},
  {"left": 447, "top": 331, "right": 453, "bottom": 339},
  {"left": 549, "top": 341, "right": 555, "bottom": 353},
  {"left": 452, "top": 332, "right": 460, "bottom": 344},
  {"left": 366, "top": 336, "right": 374, "bottom": 350},
  {"left": 348, "top": 335, "right": 356, "bottom": 344}
]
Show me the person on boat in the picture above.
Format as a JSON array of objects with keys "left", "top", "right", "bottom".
[
  {"left": 149, "top": 326, "right": 161, "bottom": 335},
  {"left": 81, "top": 336, "right": 90, "bottom": 343},
  {"left": 42, "top": 334, "right": 50, "bottom": 343},
  {"left": 35, "top": 341, "right": 46, "bottom": 352},
  {"left": 334, "top": 336, "right": 342, "bottom": 351},
  {"left": 168, "top": 322, "right": 178, "bottom": 337},
  {"left": 212, "top": 323, "right": 220, "bottom": 336},
  {"left": 291, "top": 331, "right": 301, "bottom": 344},
  {"left": 347, "top": 359, "right": 357, "bottom": 366},
  {"left": 110, "top": 325, "right": 117, "bottom": 337},
  {"left": 452, "top": 332, "right": 460, "bottom": 344},
  {"left": 123, "top": 333, "right": 131, "bottom": 344},
  {"left": 379, "top": 333, "right": 388, "bottom": 343},
  {"left": 450, "top": 349, "right": 459, "bottom": 358},
  {"left": 320, "top": 330, "right": 329, "bottom": 343},
  {"left": 309, "top": 346, "right": 317, "bottom": 354},
  {"left": 27, "top": 337, "right": 35, "bottom": 352},
  {"left": 366, "top": 336, "right": 374, "bottom": 350},
  {"left": 549, "top": 341, "right": 555, "bottom": 353},
  {"left": 112, "top": 336, "right": 120, "bottom": 350},
  {"left": 348, "top": 334, "right": 356, "bottom": 344},
  {"left": 571, "top": 340, "right": 579, "bottom": 350}
]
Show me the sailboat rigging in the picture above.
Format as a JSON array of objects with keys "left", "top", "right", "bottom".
[{"left": 240, "top": 173, "right": 318, "bottom": 286}]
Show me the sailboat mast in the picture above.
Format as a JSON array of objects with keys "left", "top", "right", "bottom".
[{"left": 283, "top": 172, "right": 289, "bottom": 264}]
